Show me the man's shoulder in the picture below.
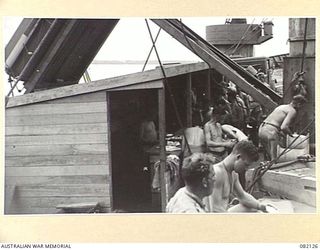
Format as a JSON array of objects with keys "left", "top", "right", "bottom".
[
  {"left": 213, "top": 164, "right": 227, "bottom": 184},
  {"left": 213, "top": 163, "right": 225, "bottom": 171},
  {"left": 204, "top": 120, "right": 215, "bottom": 125},
  {"left": 278, "top": 104, "right": 294, "bottom": 111},
  {"left": 166, "top": 188, "right": 205, "bottom": 213}
]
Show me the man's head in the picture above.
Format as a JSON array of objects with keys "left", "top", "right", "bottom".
[
  {"left": 210, "top": 105, "right": 225, "bottom": 122},
  {"left": 228, "top": 89, "right": 237, "bottom": 102},
  {"left": 230, "top": 140, "right": 259, "bottom": 173},
  {"left": 292, "top": 94, "right": 307, "bottom": 110},
  {"left": 181, "top": 153, "right": 216, "bottom": 197}
]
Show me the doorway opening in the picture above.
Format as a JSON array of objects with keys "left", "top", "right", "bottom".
[{"left": 109, "top": 89, "right": 159, "bottom": 212}]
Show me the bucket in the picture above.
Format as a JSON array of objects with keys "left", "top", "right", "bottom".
[
  {"left": 286, "top": 133, "right": 309, "bottom": 150},
  {"left": 277, "top": 134, "right": 309, "bottom": 162}
]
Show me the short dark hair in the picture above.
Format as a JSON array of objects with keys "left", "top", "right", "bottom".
[
  {"left": 292, "top": 94, "right": 307, "bottom": 104},
  {"left": 232, "top": 140, "right": 259, "bottom": 162},
  {"left": 181, "top": 153, "right": 215, "bottom": 186},
  {"left": 211, "top": 106, "right": 225, "bottom": 118}
]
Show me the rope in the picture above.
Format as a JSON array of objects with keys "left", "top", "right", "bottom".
[
  {"left": 142, "top": 27, "right": 162, "bottom": 72},
  {"left": 282, "top": 18, "right": 309, "bottom": 100},
  {"left": 229, "top": 18, "right": 268, "bottom": 55},
  {"left": 229, "top": 26, "right": 262, "bottom": 55},
  {"left": 145, "top": 19, "right": 192, "bottom": 155},
  {"left": 179, "top": 18, "right": 213, "bottom": 124},
  {"left": 227, "top": 19, "right": 255, "bottom": 55},
  {"left": 5, "top": 78, "right": 21, "bottom": 106},
  {"left": 246, "top": 116, "right": 314, "bottom": 193},
  {"left": 300, "top": 18, "right": 309, "bottom": 73}
]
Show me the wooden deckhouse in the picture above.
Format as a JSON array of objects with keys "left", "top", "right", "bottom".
[{"left": 5, "top": 62, "right": 219, "bottom": 214}]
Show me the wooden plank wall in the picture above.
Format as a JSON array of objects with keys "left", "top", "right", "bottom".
[{"left": 5, "top": 91, "right": 111, "bottom": 214}]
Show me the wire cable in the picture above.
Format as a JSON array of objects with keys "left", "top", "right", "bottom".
[
  {"left": 246, "top": 116, "right": 315, "bottom": 193},
  {"left": 145, "top": 19, "right": 192, "bottom": 155},
  {"left": 142, "top": 27, "right": 162, "bottom": 72}
]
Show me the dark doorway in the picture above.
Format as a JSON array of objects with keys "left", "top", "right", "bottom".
[{"left": 109, "top": 89, "right": 159, "bottom": 212}]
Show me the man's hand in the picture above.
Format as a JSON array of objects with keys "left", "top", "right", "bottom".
[
  {"left": 225, "top": 140, "right": 236, "bottom": 148},
  {"left": 258, "top": 203, "right": 278, "bottom": 213},
  {"left": 258, "top": 203, "right": 267, "bottom": 213},
  {"left": 279, "top": 130, "right": 286, "bottom": 138}
]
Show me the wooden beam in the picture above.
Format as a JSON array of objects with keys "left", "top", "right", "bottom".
[
  {"left": 12, "top": 184, "right": 110, "bottom": 197},
  {"left": 5, "top": 143, "right": 108, "bottom": 156},
  {"left": 6, "top": 102, "right": 107, "bottom": 116},
  {"left": 6, "top": 165, "right": 109, "bottom": 176},
  {"left": 6, "top": 124, "right": 108, "bottom": 136},
  {"left": 107, "top": 79, "right": 163, "bottom": 91},
  {"left": 6, "top": 62, "right": 209, "bottom": 108},
  {"left": 5, "top": 175, "right": 109, "bottom": 185},
  {"left": 106, "top": 91, "right": 114, "bottom": 211},
  {"left": 6, "top": 134, "right": 108, "bottom": 146},
  {"left": 5, "top": 155, "right": 108, "bottom": 167},
  {"left": 206, "top": 69, "right": 211, "bottom": 101},
  {"left": 5, "top": 113, "right": 108, "bottom": 126},
  {"left": 186, "top": 73, "right": 192, "bottom": 127},
  {"left": 152, "top": 19, "right": 278, "bottom": 110},
  {"left": 158, "top": 87, "right": 167, "bottom": 212}
]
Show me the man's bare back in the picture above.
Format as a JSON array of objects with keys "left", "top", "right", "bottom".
[
  {"left": 264, "top": 104, "right": 297, "bottom": 130},
  {"left": 259, "top": 103, "right": 298, "bottom": 160}
]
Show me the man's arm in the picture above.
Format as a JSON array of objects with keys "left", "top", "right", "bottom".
[
  {"left": 204, "top": 123, "right": 234, "bottom": 148},
  {"left": 221, "top": 125, "right": 237, "bottom": 139},
  {"left": 233, "top": 174, "right": 266, "bottom": 212},
  {"left": 280, "top": 108, "right": 297, "bottom": 135},
  {"left": 221, "top": 125, "right": 248, "bottom": 141}
]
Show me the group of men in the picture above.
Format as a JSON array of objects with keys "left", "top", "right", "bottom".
[
  {"left": 166, "top": 93, "right": 307, "bottom": 213},
  {"left": 166, "top": 141, "right": 269, "bottom": 213}
]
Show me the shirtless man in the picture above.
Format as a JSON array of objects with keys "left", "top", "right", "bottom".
[
  {"left": 204, "top": 107, "right": 236, "bottom": 161},
  {"left": 139, "top": 114, "right": 158, "bottom": 151},
  {"left": 203, "top": 140, "right": 269, "bottom": 213},
  {"left": 258, "top": 94, "right": 307, "bottom": 160}
]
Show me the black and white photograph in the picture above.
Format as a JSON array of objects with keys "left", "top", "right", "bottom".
[{"left": 4, "top": 17, "right": 316, "bottom": 215}]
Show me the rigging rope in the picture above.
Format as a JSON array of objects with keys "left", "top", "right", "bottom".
[
  {"left": 300, "top": 18, "right": 309, "bottom": 73},
  {"left": 179, "top": 18, "right": 213, "bottom": 125},
  {"left": 282, "top": 18, "right": 308, "bottom": 100},
  {"left": 145, "top": 19, "right": 192, "bottom": 155},
  {"left": 229, "top": 18, "right": 269, "bottom": 55},
  {"left": 142, "top": 27, "right": 162, "bottom": 72},
  {"left": 227, "top": 19, "right": 255, "bottom": 55},
  {"left": 246, "top": 116, "right": 315, "bottom": 193}
]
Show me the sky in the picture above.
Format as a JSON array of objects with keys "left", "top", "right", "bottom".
[
  {"left": 95, "top": 17, "right": 289, "bottom": 62},
  {"left": 3, "top": 17, "right": 290, "bottom": 93}
]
